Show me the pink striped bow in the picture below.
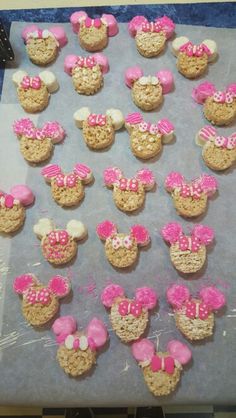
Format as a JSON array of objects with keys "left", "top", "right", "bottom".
[
  {"left": 88, "top": 113, "right": 107, "bottom": 126},
  {"left": 179, "top": 41, "right": 211, "bottom": 57},
  {"left": 118, "top": 178, "right": 139, "bottom": 192},
  {"left": 84, "top": 17, "right": 102, "bottom": 28},
  {"left": 56, "top": 173, "right": 77, "bottom": 188},
  {"left": 111, "top": 235, "right": 133, "bottom": 250},
  {"left": 26, "top": 287, "right": 51, "bottom": 305},
  {"left": 213, "top": 91, "right": 234, "bottom": 104},
  {"left": 185, "top": 300, "right": 210, "bottom": 320},
  {"left": 180, "top": 183, "right": 202, "bottom": 199},
  {"left": 21, "top": 76, "right": 41, "bottom": 90},
  {"left": 48, "top": 230, "right": 69, "bottom": 246},
  {"left": 74, "top": 163, "right": 91, "bottom": 179},
  {"left": 214, "top": 135, "right": 236, "bottom": 150},
  {"left": 76, "top": 55, "right": 95, "bottom": 68},
  {"left": 150, "top": 355, "right": 175, "bottom": 374},
  {"left": 178, "top": 235, "right": 201, "bottom": 252},
  {"left": 141, "top": 21, "right": 163, "bottom": 33},
  {"left": 118, "top": 300, "right": 143, "bottom": 317},
  {"left": 139, "top": 121, "right": 159, "bottom": 135},
  {"left": 0, "top": 193, "right": 15, "bottom": 208}
]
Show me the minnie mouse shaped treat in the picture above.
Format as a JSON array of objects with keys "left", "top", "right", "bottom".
[
  {"left": 132, "top": 338, "right": 191, "bottom": 396},
  {"left": 41, "top": 163, "right": 93, "bottom": 207},
  {"left": 52, "top": 316, "right": 108, "bottom": 377},
  {"left": 171, "top": 37, "right": 217, "bottom": 79},
  {"left": 192, "top": 81, "right": 236, "bottom": 125},
  {"left": 101, "top": 284, "right": 157, "bottom": 343},
  {"left": 64, "top": 53, "right": 109, "bottom": 95},
  {"left": 96, "top": 221, "right": 150, "bottom": 269},
  {"left": 13, "top": 118, "right": 65, "bottom": 164},
  {"left": 103, "top": 167, "right": 155, "bottom": 212},
  {"left": 165, "top": 172, "right": 218, "bottom": 218},
  {"left": 70, "top": 11, "right": 118, "bottom": 52},
  {"left": 33, "top": 218, "right": 87, "bottom": 265},
  {"left": 125, "top": 67, "right": 174, "bottom": 111},
  {"left": 22, "top": 24, "right": 67, "bottom": 66},
  {"left": 74, "top": 107, "right": 124, "bottom": 150},
  {"left": 12, "top": 70, "right": 59, "bottom": 113},
  {"left": 161, "top": 222, "right": 214, "bottom": 274},
  {"left": 0, "top": 185, "right": 34, "bottom": 234},
  {"left": 13, "top": 273, "right": 71, "bottom": 327},
  {"left": 196, "top": 126, "right": 236, "bottom": 171},
  {"left": 167, "top": 284, "right": 226, "bottom": 341},
  {"left": 128, "top": 15, "right": 175, "bottom": 58},
  {"left": 125, "top": 113, "right": 174, "bottom": 159}
]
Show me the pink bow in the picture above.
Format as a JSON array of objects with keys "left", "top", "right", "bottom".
[
  {"left": 139, "top": 122, "right": 159, "bottom": 135},
  {"left": 56, "top": 173, "right": 77, "bottom": 188},
  {"left": 26, "top": 287, "right": 51, "bottom": 305},
  {"left": 185, "top": 300, "right": 210, "bottom": 320},
  {"left": 21, "top": 76, "right": 41, "bottom": 90},
  {"left": 118, "top": 300, "right": 143, "bottom": 317},
  {"left": 214, "top": 136, "right": 236, "bottom": 149},
  {"left": 213, "top": 91, "right": 234, "bottom": 104},
  {"left": 76, "top": 56, "right": 95, "bottom": 68},
  {"left": 88, "top": 114, "right": 107, "bottom": 126},
  {"left": 0, "top": 193, "right": 15, "bottom": 208},
  {"left": 111, "top": 235, "right": 133, "bottom": 250},
  {"left": 179, "top": 41, "right": 211, "bottom": 57},
  {"left": 150, "top": 355, "right": 175, "bottom": 374},
  {"left": 84, "top": 17, "right": 102, "bottom": 28},
  {"left": 48, "top": 230, "right": 69, "bottom": 246},
  {"left": 118, "top": 178, "right": 139, "bottom": 192},
  {"left": 178, "top": 235, "right": 201, "bottom": 252},
  {"left": 141, "top": 21, "right": 163, "bottom": 33},
  {"left": 180, "top": 183, "right": 202, "bottom": 199}
]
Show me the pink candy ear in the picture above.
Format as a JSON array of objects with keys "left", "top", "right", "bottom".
[
  {"left": 52, "top": 316, "right": 77, "bottom": 344},
  {"left": 13, "top": 118, "right": 35, "bottom": 136},
  {"left": 10, "top": 185, "right": 35, "bottom": 207},
  {"left": 132, "top": 338, "right": 155, "bottom": 362},
  {"left": 96, "top": 220, "right": 117, "bottom": 240},
  {"left": 64, "top": 55, "right": 78, "bottom": 75},
  {"left": 103, "top": 167, "right": 123, "bottom": 187},
  {"left": 167, "top": 340, "right": 192, "bottom": 365},
  {"left": 199, "top": 286, "right": 226, "bottom": 310},
  {"left": 161, "top": 222, "right": 183, "bottom": 244},
  {"left": 135, "top": 287, "right": 157, "bottom": 310},
  {"left": 166, "top": 284, "right": 190, "bottom": 309},
  {"left": 192, "top": 81, "right": 216, "bottom": 104},
  {"left": 70, "top": 11, "right": 88, "bottom": 33},
  {"left": 135, "top": 168, "right": 155, "bottom": 189},
  {"left": 155, "top": 16, "right": 175, "bottom": 39},
  {"left": 93, "top": 53, "right": 109, "bottom": 74},
  {"left": 86, "top": 317, "right": 108, "bottom": 348},
  {"left": 13, "top": 274, "right": 38, "bottom": 294},
  {"left": 41, "top": 164, "right": 62, "bottom": 180},
  {"left": 128, "top": 15, "right": 148, "bottom": 37},
  {"left": 192, "top": 224, "right": 214, "bottom": 246},
  {"left": 125, "top": 66, "right": 144, "bottom": 88},
  {"left": 101, "top": 14, "right": 118, "bottom": 36},
  {"left": 130, "top": 225, "right": 150, "bottom": 246},
  {"left": 165, "top": 172, "right": 185, "bottom": 192},
  {"left": 74, "top": 163, "right": 91, "bottom": 180},
  {"left": 226, "top": 83, "right": 236, "bottom": 95},
  {"left": 21, "top": 24, "right": 39, "bottom": 41},
  {"left": 48, "top": 26, "right": 68, "bottom": 47},
  {"left": 48, "top": 275, "right": 71, "bottom": 298},
  {"left": 101, "top": 284, "right": 125, "bottom": 308},
  {"left": 156, "top": 70, "right": 174, "bottom": 94},
  {"left": 199, "top": 174, "right": 218, "bottom": 196}
]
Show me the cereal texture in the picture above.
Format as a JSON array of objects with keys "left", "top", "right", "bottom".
[
  {"left": 82, "top": 117, "right": 114, "bottom": 149},
  {"left": 26, "top": 37, "right": 58, "bottom": 66},
  {"left": 130, "top": 127, "right": 162, "bottom": 159},
  {"left": 175, "top": 304, "right": 214, "bottom": 341},
  {"left": 113, "top": 183, "right": 145, "bottom": 212},
  {"left": 20, "top": 136, "right": 53, "bottom": 163},
  {"left": 135, "top": 31, "right": 166, "bottom": 57},
  {"left": 22, "top": 285, "right": 59, "bottom": 327},
  {"left": 172, "top": 190, "right": 207, "bottom": 217},
  {"left": 177, "top": 52, "right": 208, "bottom": 79},
  {"left": 0, "top": 204, "right": 25, "bottom": 233},
  {"left": 132, "top": 81, "right": 163, "bottom": 111},
  {"left": 51, "top": 177, "right": 84, "bottom": 207},
  {"left": 105, "top": 234, "right": 138, "bottom": 268},
  {"left": 57, "top": 341, "right": 96, "bottom": 377},
  {"left": 202, "top": 141, "right": 236, "bottom": 170},
  {"left": 79, "top": 23, "right": 108, "bottom": 51},
  {"left": 204, "top": 97, "right": 236, "bottom": 126},
  {"left": 42, "top": 235, "right": 77, "bottom": 265},
  {"left": 17, "top": 82, "right": 49, "bottom": 113},
  {"left": 170, "top": 243, "right": 206, "bottom": 274},
  {"left": 72, "top": 65, "right": 103, "bottom": 95}
]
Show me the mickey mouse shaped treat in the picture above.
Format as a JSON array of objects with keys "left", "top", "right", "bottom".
[
  {"left": 125, "top": 113, "right": 174, "bottom": 159},
  {"left": 165, "top": 172, "right": 218, "bottom": 218},
  {"left": 13, "top": 273, "right": 71, "bottom": 327},
  {"left": 33, "top": 218, "right": 87, "bottom": 265},
  {"left": 172, "top": 37, "right": 217, "bottom": 79},
  {"left": 192, "top": 81, "right": 236, "bottom": 125},
  {"left": 96, "top": 221, "right": 150, "bottom": 269},
  {"left": 103, "top": 167, "right": 155, "bottom": 212},
  {"left": 52, "top": 316, "right": 108, "bottom": 377},
  {"left": 101, "top": 284, "right": 157, "bottom": 342},
  {"left": 167, "top": 284, "right": 226, "bottom": 341},
  {"left": 22, "top": 24, "right": 67, "bottom": 66},
  {"left": 128, "top": 15, "right": 175, "bottom": 58},
  {"left": 74, "top": 107, "right": 124, "bottom": 150},
  {"left": 196, "top": 126, "right": 236, "bottom": 171},
  {"left": 70, "top": 11, "right": 118, "bottom": 51},
  {"left": 161, "top": 222, "right": 214, "bottom": 274},
  {"left": 12, "top": 70, "right": 59, "bottom": 113},
  {"left": 64, "top": 53, "right": 109, "bottom": 95},
  {"left": 0, "top": 185, "right": 34, "bottom": 234},
  {"left": 132, "top": 338, "right": 192, "bottom": 396},
  {"left": 13, "top": 118, "right": 65, "bottom": 164},
  {"left": 125, "top": 67, "right": 174, "bottom": 111},
  {"left": 41, "top": 163, "right": 93, "bottom": 207}
]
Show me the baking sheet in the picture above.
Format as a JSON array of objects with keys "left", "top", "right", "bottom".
[{"left": 0, "top": 21, "right": 236, "bottom": 405}]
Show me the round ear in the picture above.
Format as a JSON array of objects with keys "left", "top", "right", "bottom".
[
  {"left": 10, "top": 185, "right": 35, "bottom": 207},
  {"left": 191, "top": 81, "right": 216, "bottom": 104},
  {"left": 13, "top": 118, "right": 35, "bottom": 137},
  {"left": 74, "top": 163, "right": 93, "bottom": 183},
  {"left": 156, "top": 70, "right": 174, "bottom": 94},
  {"left": 165, "top": 172, "right": 185, "bottom": 192},
  {"left": 21, "top": 24, "right": 39, "bottom": 41},
  {"left": 70, "top": 11, "right": 88, "bottom": 33},
  {"left": 125, "top": 112, "right": 143, "bottom": 133},
  {"left": 196, "top": 125, "right": 217, "bottom": 146},
  {"left": 13, "top": 273, "right": 38, "bottom": 295},
  {"left": 96, "top": 220, "right": 117, "bottom": 240},
  {"left": 199, "top": 286, "right": 226, "bottom": 310},
  {"left": 106, "top": 109, "right": 124, "bottom": 130},
  {"left": 12, "top": 70, "right": 28, "bottom": 87},
  {"left": 48, "top": 26, "right": 67, "bottom": 47},
  {"left": 86, "top": 317, "right": 108, "bottom": 348},
  {"left": 38, "top": 71, "right": 58, "bottom": 93},
  {"left": 73, "top": 107, "right": 91, "bottom": 128},
  {"left": 48, "top": 275, "right": 71, "bottom": 298},
  {"left": 128, "top": 15, "right": 148, "bottom": 37},
  {"left": 52, "top": 316, "right": 77, "bottom": 344},
  {"left": 125, "top": 66, "right": 143, "bottom": 88},
  {"left": 64, "top": 55, "right": 78, "bottom": 75},
  {"left": 101, "top": 14, "right": 118, "bottom": 36},
  {"left": 172, "top": 36, "right": 189, "bottom": 56},
  {"left": 132, "top": 338, "right": 155, "bottom": 362},
  {"left": 202, "top": 39, "right": 217, "bottom": 62},
  {"left": 101, "top": 283, "right": 125, "bottom": 308},
  {"left": 41, "top": 121, "right": 65, "bottom": 144},
  {"left": 155, "top": 16, "right": 175, "bottom": 39},
  {"left": 93, "top": 53, "right": 109, "bottom": 74},
  {"left": 33, "top": 218, "right": 54, "bottom": 238},
  {"left": 136, "top": 168, "right": 155, "bottom": 191},
  {"left": 166, "top": 284, "right": 190, "bottom": 309},
  {"left": 226, "top": 83, "right": 236, "bottom": 95},
  {"left": 103, "top": 167, "right": 123, "bottom": 187},
  {"left": 167, "top": 340, "right": 192, "bottom": 365},
  {"left": 66, "top": 220, "right": 87, "bottom": 241},
  {"left": 135, "top": 287, "right": 157, "bottom": 310},
  {"left": 192, "top": 224, "right": 214, "bottom": 246},
  {"left": 41, "top": 164, "right": 62, "bottom": 183},
  {"left": 130, "top": 225, "right": 150, "bottom": 246},
  {"left": 161, "top": 222, "right": 183, "bottom": 244},
  {"left": 157, "top": 119, "right": 174, "bottom": 143},
  {"left": 199, "top": 174, "right": 218, "bottom": 196}
]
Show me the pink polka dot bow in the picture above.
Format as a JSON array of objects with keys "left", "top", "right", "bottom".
[
  {"left": 139, "top": 121, "right": 159, "bottom": 135},
  {"left": 141, "top": 21, "right": 163, "bottom": 33},
  {"left": 185, "top": 300, "right": 210, "bottom": 320},
  {"left": 118, "top": 300, "right": 143, "bottom": 317},
  {"left": 56, "top": 173, "right": 77, "bottom": 188},
  {"left": 48, "top": 230, "right": 69, "bottom": 246},
  {"left": 26, "top": 287, "right": 51, "bottom": 305},
  {"left": 111, "top": 235, "right": 133, "bottom": 250},
  {"left": 118, "top": 178, "right": 139, "bottom": 192},
  {"left": 180, "top": 41, "right": 211, "bottom": 57},
  {"left": 178, "top": 235, "right": 200, "bottom": 252},
  {"left": 76, "top": 55, "right": 95, "bottom": 68},
  {"left": 88, "top": 113, "right": 107, "bottom": 126},
  {"left": 180, "top": 183, "right": 202, "bottom": 199},
  {"left": 215, "top": 135, "right": 236, "bottom": 149},
  {"left": 213, "top": 91, "right": 234, "bottom": 104},
  {"left": 84, "top": 17, "right": 102, "bottom": 28},
  {"left": 150, "top": 355, "right": 175, "bottom": 374},
  {"left": 21, "top": 75, "right": 41, "bottom": 90}
]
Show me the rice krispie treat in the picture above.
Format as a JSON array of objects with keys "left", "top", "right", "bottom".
[
  {"left": 33, "top": 218, "right": 87, "bottom": 265},
  {"left": 52, "top": 316, "right": 108, "bottom": 377},
  {"left": 132, "top": 339, "right": 191, "bottom": 396},
  {"left": 12, "top": 70, "right": 58, "bottom": 113},
  {"left": 172, "top": 37, "right": 217, "bottom": 79},
  {"left": 96, "top": 220, "right": 150, "bottom": 269},
  {"left": 128, "top": 15, "right": 175, "bottom": 58},
  {"left": 196, "top": 126, "right": 236, "bottom": 171},
  {"left": 41, "top": 163, "right": 93, "bottom": 207},
  {"left": 70, "top": 11, "right": 118, "bottom": 51},
  {"left": 161, "top": 222, "right": 214, "bottom": 274},
  {"left": 165, "top": 172, "right": 218, "bottom": 217},
  {"left": 13, "top": 273, "right": 71, "bottom": 327},
  {"left": 101, "top": 284, "right": 157, "bottom": 343},
  {"left": 22, "top": 24, "right": 67, "bottom": 66},
  {"left": 103, "top": 167, "right": 155, "bottom": 212},
  {"left": 74, "top": 107, "right": 124, "bottom": 150},
  {"left": 125, "top": 112, "right": 174, "bottom": 159},
  {"left": 125, "top": 66, "right": 174, "bottom": 111},
  {"left": 0, "top": 185, "right": 34, "bottom": 234},
  {"left": 192, "top": 81, "right": 236, "bottom": 125},
  {"left": 13, "top": 118, "right": 65, "bottom": 164},
  {"left": 64, "top": 53, "right": 109, "bottom": 95}
]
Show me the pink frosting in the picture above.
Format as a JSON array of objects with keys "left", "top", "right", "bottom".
[
  {"left": 10, "top": 185, "right": 35, "bottom": 207},
  {"left": 226, "top": 83, "right": 236, "bottom": 95},
  {"left": 70, "top": 11, "right": 88, "bottom": 33},
  {"left": 128, "top": 15, "right": 148, "bottom": 37},
  {"left": 86, "top": 317, "right": 108, "bottom": 348},
  {"left": 64, "top": 54, "right": 78, "bottom": 75},
  {"left": 192, "top": 81, "right": 216, "bottom": 104},
  {"left": 199, "top": 286, "right": 226, "bottom": 310},
  {"left": 93, "top": 53, "right": 109, "bottom": 74},
  {"left": 199, "top": 174, "right": 218, "bottom": 196},
  {"left": 13, "top": 274, "right": 36, "bottom": 294},
  {"left": 101, "top": 14, "right": 118, "bottom": 36},
  {"left": 135, "top": 287, "right": 157, "bottom": 310},
  {"left": 101, "top": 284, "right": 125, "bottom": 308},
  {"left": 125, "top": 66, "right": 144, "bottom": 88},
  {"left": 49, "top": 26, "right": 68, "bottom": 47},
  {"left": 198, "top": 125, "right": 217, "bottom": 142},
  {"left": 130, "top": 224, "right": 150, "bottom": 245},
  {"left": 132, "top": 338, "right": 155, "bottom": 362},
  {"left": 103, "top": 167, "right": 122, "bottom": 186},
  {"left": 96, "top": 220, "right": 117, "bottom": 240},
  {"left": 41, "top": 121, "right": 65, "bottom": 143},
  {"left": 192, "top": 224, "right": 214, "bottom": 245},
  {"left": 74, "top": 163, "right": 91, "bottom": 179},
  {"left": 13, "top": 118, "right": 35, "bottom": 136},
  {"left": 167, "top": 340, "right": 192, "bottom": 365},
  {"left": 155, "top": 16, "right": 175, "bottom": 39},
  {"left": 156, "top": 70, "right": 173, "bottom": 94},
  {"left": 165, "top": 172, "right": 185, "bottom": 191},
  {"left": 166, "top": 284, "right": 190, "bottom": 308},
  {"left": 157, "top": 118, "right": 174, "bottom": 134},
  {"left": 48, "top": 275, "right": 70, "bottom": 297},
  {"left": 136, "top": 168, "right": 155, "bottom": 187},
  {"left": 52, "top": 316, "right": 77, "bottom": 344},
  {"left": 41, "top": 164, "right": 62, "bottom": 179},
  {"left": 125, "top": 112, "right": 143, "bottom": 125},
  {"left": 161, "top": 222, "right": 183, "bottom": 244}
]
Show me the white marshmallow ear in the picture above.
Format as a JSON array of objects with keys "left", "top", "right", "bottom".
[
  {"left": 172, "top": 36, "right": 189, "bottom": 56},
  {"left": 73, "top": 107, "right": 91, "bottom": 128},
  {"left": 12, "top": 70, "right": 28, "bottom": 86},
  {"left": 202, "top": 39, "right": 217, "bottom": 62},
  {"left": 66, "top": 220, "right": 87, "bottom": 241},
  {"left": 106, "top": 109, "right": 124, "bottom": 131},
  {"left": 33, "top": 218, "right": 54, "bottom": 239},
  {"left": 38, "top": 71, "right": 59, "bottom": 92}
]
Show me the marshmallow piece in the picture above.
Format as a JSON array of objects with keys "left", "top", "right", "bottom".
[
  {"left": 10, "top": 185, "right": 35, "bottom": 207},
  {"left": 172, "top": 36, "right": 189, "bottom": 56},
  {"left": 65, "top": 335, "right": 74, "bottom": 350},
  {"left": 202, "top": 39, "right": 217, "bottom": 62},
  {"left": 66, "top": 220, "right": 87, "bottom": 240},
  {"left": 106, "top": 109, "right": 124, "bottom": 130},
  {"left": 12, "top": 70, "right": 28, "bottom": 86},
  {"left": 73, "top": 107, "right": 91, "bottom": 128},
  {"left": 33, "top": 218, "right": 54, "bottom": 238},
  {"left": 39, "top": 71, "right": 59, "bottom": 93}
]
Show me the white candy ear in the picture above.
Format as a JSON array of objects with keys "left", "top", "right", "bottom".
[
  {"left": 106, "top": 109, "right": 124, "bottom": 131},
  {"left": 12, "top": 70, "right": 28, "bottom": 86},
  {"left": 66, "top": 220, "right": 87, "bottom": 241},
  {"left": 73, "top": 107, "right": 91, "bottom": 128},
  {"left": 39, "top": 71, "right": 59, "bottom": 93},
  {"left": 202, "top": 39, "right": 217, "bottom": 62},
  {"left": 33, "top": 218, "right": 54, "bottom": 238},
  {"left": 172, "top": 36, "right": 189, "bottom": 56}
]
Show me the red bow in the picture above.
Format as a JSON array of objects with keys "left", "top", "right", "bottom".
[
  {"left": 118, "top": 300, "right": 143, "bottom": 317},
  {"left": 150, "top": 355, "right": 175, "bottom": 374},
  {"left": 185, "top": 300, "right": 210, "bottom": 320},
  {"left": 48, "top": 230, "right": 69, "bottom": 246}
]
